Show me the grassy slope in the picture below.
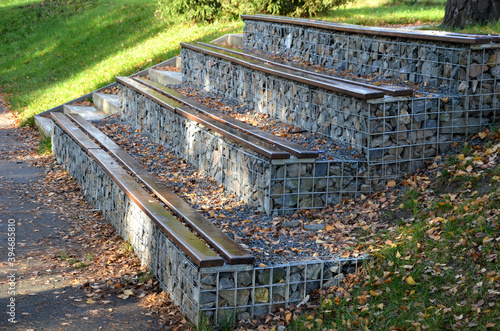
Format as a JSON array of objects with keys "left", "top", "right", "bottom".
[
  {"left": 0, "top": 0, "right": 243, "bottom": 122},
  {"left": 284, "top": 134, "right": 500, "bottom": 330},
  {"left": 318, "top": 0, "right": 446, "bottom": 26}
]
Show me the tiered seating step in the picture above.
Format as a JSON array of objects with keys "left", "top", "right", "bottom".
[
  {"left": 93, "top": 92, "right": 120, "bottom": 114},
  {"left": 117, "top": 76, "right": 307, "bottom": 160},
  {"left": 134, "top": 76, "right": 319, "bottom": 158},
  {"left": 199, "top": 42, "right": 413, "bottom": 97},
  {"left": 63, "top": 105, "right": 108, "bottom": 121},
  {"left": 242, "top": 14, "right": 499, "bottom": 44},
  {"left": 51, "top": 112, "right": 227, "bottom": 267},
  {"left": 148, "top": 69, "right": 183, "bottom": 86},
  {"left": 181, "top": 42, "right": 385, "bottom": 100},
  {"left": 69, "top": 113, "right": 254, "bottom": 265}
]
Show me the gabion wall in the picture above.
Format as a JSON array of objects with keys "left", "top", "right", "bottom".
[
  {"left": 198, "top": 258, "right": 363, "bottom": 323},
  {"left": 52, "top": 122, "right": 201, "bottom": 321},
  {"left": 182, "top": 46, "right": 497, "bottom": 192},
  {"left": 52, "top": 119, "right": 367, "bottom": 326},
  {"left": 120, "top": 85, "right": 272, "bottom": 209},
  {"left": 119, "top": 85, "right": 373, "bottom": 214}
]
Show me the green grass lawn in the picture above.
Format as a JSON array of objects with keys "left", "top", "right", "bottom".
[
  {"left": 3, "top": 0, "right": 499, "bottom": 124},
  {"left": 318, "top": 0, "right": 446, "bottom": 27},
  {"left": 284, "top": 135, "right": 500, "bottom": 330},
  {"left": 0, "top": 0, "right": 243, "bottom": 123}
]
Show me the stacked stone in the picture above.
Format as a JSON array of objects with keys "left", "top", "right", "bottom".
[
  {"left": 119, "top": 85, "right": 273, "bottom": 210},
  {"left": 269, "top": 160, "right": 366, "bottom": 213},
  {"left": 198, "top": 258, "right": 361, "bottom": 323},
  {"left": 120, "top": 80, "right": 372, "bottom": 214},
  {"left": 244, "top": 20, "right": 500, "bottom": 96},
  {"left": 52, "top": 113, "right": 368, "bottom": 325},
  {"left": 52, "top": 122, "right": 201, "bottom": 323}
]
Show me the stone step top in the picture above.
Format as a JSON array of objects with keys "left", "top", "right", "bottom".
[
  {"left": 148, "top": 69, "right": 183, "bottom": 86},
  {"left": 92, "top": 92, "right": 120, "bottom": 115},
  {"left": 63, "top": 104, "right": 108, "bottom": 121},
  {"left": 117, "top": 76, "right": 293, "bottom": 160},
  {"left": 181, "top": 42, "right": 385, "bottom": 100},
  {"left": 135, "top": 76, "right": 319, "bottom": 159}
]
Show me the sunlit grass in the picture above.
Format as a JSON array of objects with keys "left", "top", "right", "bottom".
[
  {"left": 318, "top": 0, "right": 446, "bottom": 26},
  {"left": 1, "top": 0, "right": 498, "bottom": 125},
  {"left": 0, "top": 0, "right": 243, "bottom": 122}
]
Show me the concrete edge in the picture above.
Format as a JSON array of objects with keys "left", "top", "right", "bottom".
[
  {"left": 34, "top": 115, "right": 53, "bottom": 137},
  {"left": 211, "top": 33, "right": 244, "bottom": 47},
  {"left": 35, "top": 82, "right": 118, "bottom": 117},
  {"left": 92, "top": 92, "right": 120, "bottom": 114}
]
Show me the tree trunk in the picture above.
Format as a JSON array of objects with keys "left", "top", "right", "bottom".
[{"left": 443, "top": 0, "right": 500, "bottom": 29}]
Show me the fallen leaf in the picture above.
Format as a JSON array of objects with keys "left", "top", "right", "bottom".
[{"left": 406, "top": 276, "right": 417, "bottom": 286}]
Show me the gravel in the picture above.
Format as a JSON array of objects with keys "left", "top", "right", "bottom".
[
  {"left": 94, "top": 115, "right": 358, "bottom": 265},
  {"left": 169, "top": 83, "right": 364, "bottom": 162}
]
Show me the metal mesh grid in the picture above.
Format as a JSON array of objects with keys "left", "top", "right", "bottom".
[
  {"left": 198, "top": 257, "right": 364, "bottom": 323},
  {"left": 244, "top": 21, "right": 469, "bottom": 91},
  {"left": 182, "top": 46, "right": 499, "bottom": 198},
  {"left": 269, "top": 159, "right": 366, "bottom": 214},
  {"left": 53, "top": 122, "right": 369, "bottom": 326},
  {"left": 121, "top": 85, "right": 274, "bottom": 211},
  {"left": 53, "top": 124, "right": 201, "bottom": 323}
]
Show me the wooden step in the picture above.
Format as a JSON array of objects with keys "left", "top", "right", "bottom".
[
  {"left": 68, "top": 113, "right": 254, "bottom": 265},
  {"left": 134, "top": 76, "right": 319, "bottom": 159},
  {"left": 241, "top": 14, "right": 498, "bottom": 44},
  {"left": 181, "top": 42, "right": 385, "bottom": 100},
  {"left": 117, "top": 76, "right": 293, "bottom": 160},
  {"left": 51, "top": 112, "right": 225, "bottom": 268},
  {"left": 200, "top": 42, "right": 413, "bottom": 97}
]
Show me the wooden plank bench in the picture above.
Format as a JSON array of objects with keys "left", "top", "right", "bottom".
[
  {"left": 117, "top": 76, "right": 293, "bottom": 160},
  {"left": 51, "top": 112, "right": 225, "bottom": 268},
  {"left": 242, "top": 14, "right": 499, "bottom": 45},
  {"left": 134, "top": 76, "right": 319, "bottom": 159},
  {"left": 198, "top": 42, "right": 413, "bottom": 97},
  {"left": 68, "top": 113, "right": 255, "bottom": 265},
  {"left": 181, "top": 42, "right": 386, "bottom": 100}
]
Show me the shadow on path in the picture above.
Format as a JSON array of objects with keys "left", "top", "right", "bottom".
[{"left": 0, "top": 99, "right": 162, "bottom": 330}]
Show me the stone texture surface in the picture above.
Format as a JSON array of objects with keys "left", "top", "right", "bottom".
[
  {"left": 52, "top": 123, "right": 201, "bottom": 323},
  {"left": 52, "top": 113, "right": 367, "bottom": 327},
  {"left": 182, "top": 45, "right": 496, "bottom": 197},
  {"left": 120, "top": 85, "right": 273, "bottom": 211},
  {"left": 243, "top": 20, "right": 500, "bottom": 98}
]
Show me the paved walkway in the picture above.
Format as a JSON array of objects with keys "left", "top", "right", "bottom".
[{"left": 0, "top": 104, "right": 163, "bottom": 330}]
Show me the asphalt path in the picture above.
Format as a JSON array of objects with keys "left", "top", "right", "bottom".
[{"left": 0, "top": 105, "right": 161, "bottom": 330}]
